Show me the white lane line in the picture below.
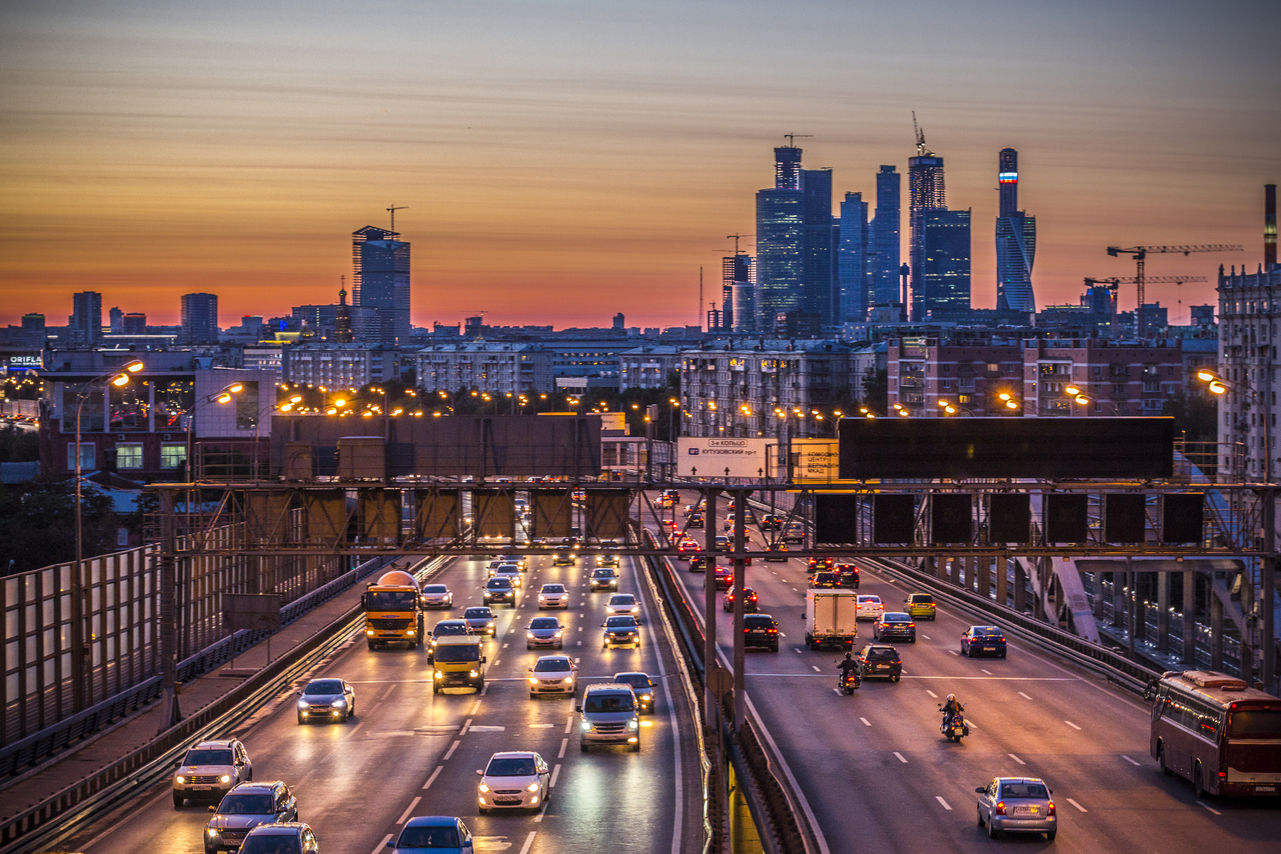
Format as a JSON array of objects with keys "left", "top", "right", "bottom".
[
  {"left": 558, "top": 737, "right": 568, "bottom": 759},
  {"left": 1066, "top": 798, "right": 1087, "bottom": 813},
  {"left": 794, "top": 649, "right": 803, "bottom": 655},
  {"left": 550, "top": 762, "right": 562, "bottom": 788},
  {"left": 1121, "top": 754, "right": 1141, "bottom": 766},
  {"left": 921, "top": 634, "right": 931, "bottom": 640},
  {"left": 1018, "top": 691, "right": 1033, "bottom": 700},
  {"left": 518, "top": 831, "right": 538, "bottom": 854},
  {"left": 469, "top": 700, "right": 482, "bottom": 716},
  {"left": 461, "top": 717, "right": 473, "bottom": 736},
  {"left": 371, "top": 835, "right": 392, "bottom": 854},
  {"left": 980, "top": 668, "right": 993, "bottom": 675},
  {"left": 397, "top": 795, "right": 422, "bottom": 824},
  {"left": 492, "top": 659, "right": 501, "bottom": 667},
  {"left": 925, "top": 689, "right": 938, "bottom": 699},
  {"left": 832, "top": 688, "right": 842, "bottom": 696},
  {"left": 443, "top": 740, "right": 459, "bottom": 761},
  {"left": 935, "top": 796, "right": 952, "bottom": 811},
  {"left": 779, "top": 631, "right": 788, "bottom": 638},
  {"left": 1064, "top": 720, "right": 1082, "bottom": 730},
  {"left": 811, "top": 665, "right": 821, "bottom": 672},
  {"left": 948, "top": 650, "right": 959, "bottom": 656},
  {"left": 422, "top": 766, "right": 443, "bottom": 790},
  {"left": 564, "top": 714, "right": 575, "bottom": 734},
  {"left": 480, "top": 682, "right": 490, "bottom": 696},
  {"left": 530, "top": 723, "right": 555, "bottom": 728},
  {"left": 966, "top": 719, "right": 977, "bottom": 728},
  {"left": 859, "top": 717, "right": 871, "bottom": 727},
  {"left": 1008, "top": 753, "right": 1026, "bottom": 765},
  {"left": 503, "top": 642, "right": 509, "bottom": 649},
  {"left": 893, "top": 751, "right": 908, "bottom": 764},
  {"left": 348, "top": 721, "right": 364, "bottom": 737},
  {"left": 1197, "top": 801, "right": 1222, "bottom": 816}
]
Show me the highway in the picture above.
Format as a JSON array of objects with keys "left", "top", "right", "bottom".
[
  {"left": 659, "top": 491, "right": 1281, "bottom": 853},
  {"left": 62, "top": 550, "right": 703, "bottom": 854}
]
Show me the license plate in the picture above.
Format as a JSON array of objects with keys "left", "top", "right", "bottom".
[
  {"left": 1258, "top": 785, "right": 1277, "bottom": 793},
  {"left": 192, "top": 785, "right": 212, "bottom": 791},
  {"left": 495, "top": 797, "right": 520, "bottom": 804},
  {"left": 984, "top": 646, "right": 996, "bottom": 651},
  {"left": 876, "top": 664, "right": 889, "bottom": 669},
  {"left": 1013, "top": 806, "right": 1039, "bottom": 815}
]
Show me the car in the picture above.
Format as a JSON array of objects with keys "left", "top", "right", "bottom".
[
  {"left": 781, "top": 522, "right": 806, "bottom": 543},
  {"left": 589, "top": 568, "right": 619, "bottom": 591},
  {"left": 873, "top": 612, "right": 917, "bottom": 642},
  {"left": 681, "top": 503, "right": 703, "bottom": 517},
  {"left": 389, "top": 816, "right": 474, "bottom": 853},
  {"left": 689, "top": 554, "right": 715, "bottom": 572},
  {"left": 855, "top": 594, "right": 885, "bottom": 621},
  {"left": 723, "top": 587, "right": 759, "bottom": 612},
  {"left": 807, "top": 557, "right": 835, "bottom": 572},
  {"left": 660, "top": 519, "right": 679, "bottom": 534},
  {"left": 809, "top": 571, "right": 841, "bottom": 589},
  {"left": 204, "top": 781, "right": 298, "bottom": 854},
  {"left": 759, "top": 514, "right": 783, "bottom": 531},
  {"left": 173, "top": 738, "right": 252, "bottom": 807},
  {"left": 296, "top": 677, "right": 355, "bottom": 724},
  {"left": 494, "top": 568, "right": 523, "bottom": 588},
  {"left": 527, "top": 654, "right": 577, "bottom": 695},
  {"left": 722, "top": 513, "right": 738, "bottom": 531},
  {"left": 743, "top": 614, "right": 780, "bottom": 651},
  {"left": 764, "top": 542, "right": 789, "bottom": 561},
  {"left": 537, "top": 583, "right": 569, "bottom": 609},
  {"left": 552, "top": 548, "right": 576, "bottom": 566},
  {"left": 476, "top": 751, "right": 551, "bottom": 812},
  {"left": 483, "top": 577, "right": 516, "bottom": 606},
  {"left": 611, "top": 671, "right": 656, "bottom": 713},
  {"left": 713, "top": 535, "right": 731, "bottom": 552},
  {"left": 962, "top": 625, "right": 1007, "bottom": 658},
  {"left": 605, "top": 593, "right": 640, "bottom": 618},
  {"left": 976, "top": 777, "right": 1057, "bottom": 840},
  {"left": 505, "top": 556, "right": 529, "bottom": 571},
  {"left": 712, "top": 565, "right": 734, "bottom": 591},
  {"left": 597, "top": 552, "right": 619, "bottom": 568},
  {"left": 238, "top": 822, "right": 319, "bottom": 854},
  {"left": 676, "top": 538, "right": 701, "bottom": 559},
  {"left": 419, "top": 583, "right": 453, "bottom": 609},
  {"left": 428, "top": 619, "right": 469, "bottom": 662},
  {"left": 524, "top": 616, "right": 564, "bottom": 649},
  {"left": 462, "top": 606, "right": 497, "bottom": 636},
  {"left": 834, "top": 562, "right": 860, "bottom": 588},
  {"left": 660, "top": 489, "right": 681, "bottom": 507},
  {"left": 687, "top": 512, "right": 705, "bottom": 528},
  {"left": 855, "top": 643, "right": 902, "bottom": 681},
  {"left": 485, "top": 559, "right": 507, "bottom": 577},
  {"left": 601, "top": 615, "right": 641, "bottom": 648},
  {"left": 904, "top": 593, "right": 936, "bottom": 620},
  {"left": 578, "top": 683, "right": 641, "bottom": 751},
  {"left": 560, "top": 535, "right": 582, "bottom": 551}
]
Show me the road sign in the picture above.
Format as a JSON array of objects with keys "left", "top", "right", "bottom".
[
  {"left": 791, "top": 439, "right": 840, "bottom": 483},
  {"left": 676, "top": 438, "right": 768, "bottom": 478},
  {"left": 221, "top": 593, "right": 283, "bottom": 632}
]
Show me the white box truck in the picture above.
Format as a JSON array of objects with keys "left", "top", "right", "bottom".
[{"left": 804, "top": 589, "right": 859, "bottom": 650}]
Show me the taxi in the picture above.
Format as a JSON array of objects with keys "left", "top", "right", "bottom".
[{"left": 904, "top": 593, "right": 937, "bottom": 620}]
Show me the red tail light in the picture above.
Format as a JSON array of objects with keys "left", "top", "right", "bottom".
[
  {"left": 908, "top": 623, "right": 916, "bottom": 628},
  {"left": 768, "top": 628, "right": 777, "bottom": 633},
  {"left": 1046, "top": 801, "right": 1056, "bottom": 816},
  {"left": 994, "top": 801, "right": 1006, "bottom": 816}
]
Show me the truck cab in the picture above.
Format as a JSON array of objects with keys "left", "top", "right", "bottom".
[{"left": 432, "top": 635, "right": 486, "bottom": 694}]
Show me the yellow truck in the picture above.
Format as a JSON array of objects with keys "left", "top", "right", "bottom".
[
  {"left": 361, "top": 570, "right": 424, "bottom": 649},
  {"left": 431, "top": 635, "right": 486, "bottom": 693}
]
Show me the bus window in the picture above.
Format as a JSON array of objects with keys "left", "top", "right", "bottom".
[{"left": 1228, "top": 710, "right": 1281, "bottom": 739}]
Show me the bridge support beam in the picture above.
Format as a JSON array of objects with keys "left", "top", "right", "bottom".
[
  {"left": 1157, "top": 570, "right": 1171, "bottom": 653},
  {"left": 995, "top": 558, "right": 1008, "bottom": 607},
  {"left": 1211, "top": 588, "right": 1225, "bottom": 671},
  {"left": 1013, "top": 561, "right": 1027, "bottom": 613},
  {"left": 977, "top": 557, "right": 991, "bottom": 598},
  {"left": 1183, "top": 570, "right": 1197, "bottom": 666}
]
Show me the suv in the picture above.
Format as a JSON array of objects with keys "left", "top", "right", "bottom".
[
  {"left": 743, "top": 614, "right": 780, "bottom": 652},
  {"left": 577, "top": 683, "right": 641, "bottom": 752},
  {"left": 856, "top": 643, "right": 902, "bottom": 681},
  {"left": 427, "top": 619, "right": 469, "bottom": 662},
  {"left": 204, "top": 781, "right": 298, "bottom": 854},
  {"left": 173, "top": 738, "right": 252, "bottom": 807},
  {"left": 483, "top": 577, "right": 515, "bottom": 606},
  {"left": 237, "top": 822, "right": 319, "bottom": 854},
  {"left": 589, "top": 568, "right": 619, "bottom": 591}
]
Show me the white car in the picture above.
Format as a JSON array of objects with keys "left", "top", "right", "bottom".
[
  {"left": 538, "top": 583, "right": 569, "bottom": 609},
  {"left": 856, "top": 594, "right": 885, "bottom": 621},
  {"left": 527, "top": 654, "right": 577, "bottom": 695},
  {"left": 605, "top": 593, "right": 640, "bottom": 619},
  {"left": 419, "top": 583, "right": 453, "bottom": 609},
  {"left": 477, "top": 751, "right": 551, "bottom": 812}
]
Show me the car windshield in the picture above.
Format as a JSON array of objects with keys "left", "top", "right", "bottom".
[
  {"left": 541, "top": 585, "right": 565, "bottom": 593},
  {"left": 304, "top": 679, "right": 343, "bottom": 695},
  {"left": 1000, "top": 782, "right": 1049, "bottom": 799},
  {"left": 605, "top": 616, "right": 637, "bottom": 628},
  {"left": 592, "top": 570, "right": 613, "bottom": 577},
  {"left": 434, "top": 622, "right": 467, "bottom": 636},
  {"left": 614, "top": 674, "right": 649, "bottom": 688},
  {"left": 529, "top": 618, "right": 559, "bottom": 630},
  {"left": 585, "top": 692, "right": 635, "bottom": 713},
  {"left": 183, "top": 748, "right": 233, "bottom": 765},
  {"left": 216, "top": 793, "right": 273, "bottom": 815},
  {"left": 533, "top": 658, "right": 570, "bottom": 672},
  {"left": 240, "top": 836, "right": 300, "bottom": 854},
  {"left": 609, "top": 596, "right": 635, "bottom": 606},
  {"left": 910, "top": 595, "right": 933, "bottom": 603},
  {"left": 422, "top": 585, "right": 448, "bottom": 594},
  {"left": 486, "top": 579, "right": 511, "bottom": 589},
  {"left": 397, "top": 826, "right": 460, "bottom": 848},
  {"left": 487, "top": 756, "right": 537, "bottom": 776},
  {"left": 366, "top": 590, "right": 418, "bottom": 610},
  {"left": 972, "top": 627, "right": 1001, "bottom": 637},
  {"left": 745, "top": 617, "right": 775, "bottom": 628},
  {"left": 464, "top": 608, "right": 492, "bottom": 619},
  {"left": 433, "top": 644, "right": 479, "bottom": 663}
]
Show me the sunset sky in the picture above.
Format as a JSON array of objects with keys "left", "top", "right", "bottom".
[{"left": 2, "top": 0, "right": 1278, "bottom": 329}]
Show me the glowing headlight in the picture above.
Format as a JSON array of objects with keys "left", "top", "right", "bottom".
[
  {"left": 527, "top": 632, "right": 536, "bottom": 639},
  {"left": 469, "top": 669, "right": 479, "bottom": 677},
  {"left": 528, "top": 677, "right": 538, "bottom": 685},
  {"left": 434, "top": 671, "right": 443, "bottom": 680},
  {"left": 407, "top": 629, "right": 416, "bottom": 636},
  {"left": 297, "top": 700, "right": 309, "bottom": 709},
  {"left": 331, "top": 699, "right": 346, "bottom": 708},
  {"left": 207, "top": 828, "right": 219, "bottom": 838},
  {"left": 581, "top": 721, "right": 592, "bottom": 731},
  {"left": 365, "top": 629, "right": 375, "bottom": 636},
  {"left": 526, "top": 782, "right": 540, "bottom": 792},
  {"left": 219, "top": 774, "right": 231, "bottom": 784},
  {"left": 478, "top": 782, "right": 490, "bottom": 793},
  {"left": 629, "top": 719, "right": 639, "bottom": 730},
  {"left": 175, "top": 775, "right": 186, "bottom": 784},
  {"left": 563, "top": 676, "right": 574, "bottom": 684}
]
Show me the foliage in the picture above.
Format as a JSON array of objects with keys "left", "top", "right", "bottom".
[
  {"left": 0, "top": 480, "right": 119, "bottom": 575},
  {"left": 0, "top": 426, "right": 38, "bottom": 462},
  {"left": 1162, "top": 389, "right": 1217, "bottom": 444}
]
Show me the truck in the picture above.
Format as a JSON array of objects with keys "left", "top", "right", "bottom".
[
  {"left": 361, "top": 569, "right": 424, "bottom": 649},
  {"left": 804, "top": 589, "right": 859, "bottom": 650}
]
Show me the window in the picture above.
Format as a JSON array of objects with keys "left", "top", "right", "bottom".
[
  {"left": 116, "top": 443, "right": 144, "bottom": 469},
  {"left": 160, "top": 442, "right": 187, "bottom": 470},
  {"left": 67, "top": 442, "right": 94, "bottom": 471}
]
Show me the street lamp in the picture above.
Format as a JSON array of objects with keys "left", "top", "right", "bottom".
[{"left": 1197, "top": 370, "right": 1272, "bottom": 484}]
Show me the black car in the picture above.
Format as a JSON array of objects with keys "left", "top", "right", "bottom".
[
  {"left": 855, "top": 644, "right": 902, "bottom": 681},
  {"left": 612, "top": 671, "right": 656, "bottom": 714},
  {"left": 552, "top": 549, "right": 576, "bottom": 566},
  {"left": 743, "top": 614, "right": 780, "bottom": 651},
  {"left": 483, "top": 577, "right": 515, "bottom": 606},
  {"left": 689, "top": 555, "right": 715, "bottom": 573},
  {"left": 688, "top": 512, "right": 705, "bottom": 528},
  {"left": 873, "top": 612, "right": 917, "bottom": 642},
  {"left": 961, "top": 625, "right": 1007, "bottom": 658},
  {"left": 589, "top": 568, "right": 619, "bottom": 591},
  {"left": 723, "top": 587, "right": 759, "bottom": 613},
  {"left": 809, "top": 571, "right": 840, "bottom": 589}
]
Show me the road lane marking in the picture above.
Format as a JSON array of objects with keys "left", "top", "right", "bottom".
[
  {"left": 1018, "top": 691, "right": 1033, "bottom": 700},
  {"left": 980, "top": 668, "right": 992, "bottom": 675},
  {"left": 1121, "top": 754, "right": 1141, "bottom": 766},
  {"left": 564, "top": 714, "right": 575, "bottom": 734},
  {"left": 371, "top": 834, "right": 392, "bottom": 854},
  {"left": 811, "top": 665, "right": 821, "bottom": 672},
  {"left": 948, "top": 650, "right": 958, "bottom": 656},
  {"left": 443, "top": 740, "right": 460, "bottom": 760},
  {"left": 1067, "top": 798, "right": 1087, "bottom": 813},
  {"left": 530, "top": 723, "right": 555, "bottom": 728},
  {"left": 558, "top": 737, "right": 568, "bottom": 758},
  {"left": 461, "top": 717, "right": 473, "bottom": 735},
  {"left": 794, "top": 649, "right": 803, "bottom": 654},
  {"left": 925, "top": 689, "right": 938, "bottom": 698},
  {"left": 348, "top": 721, "right": 364, "bottom": 736},
  {"left": 859, "top": 717, "right": 871, "bottom": 727},
  {"left": 935, "top": 796, "right": 952, "bottom": 811},
  {"left": 493, "top": 659, "right": 502, "bottom": 667},
  {"left": 397, "top": 795, "right": 422, "bottom": 824},
  {"left": 470, "top": 700, "right": 482, "bottom": 715},
  {"left": 921, "top": 634, "right": 931, "bottom": 640},
  {"left": 1197, "top": 801, "right": 1222, "bottom": 815},
  {"left": 422, "top": 766, "right": 442, "bottom": 790},
  {"left": 519, "top": 831, "right": 538, "bottom": 854},
  {"left": 550, "top": 762, "right": 562, "bottom": 788},
  {"left": 1008, "top": 753, "right": 1026, "bottom": 765},
  {"left": 893, "top": 752, "right": 908, "bottom": 763},
  {"left": 1064, "top": 720, "right": 1082, "bottom": 730}
]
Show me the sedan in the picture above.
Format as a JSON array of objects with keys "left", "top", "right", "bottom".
[
  {"left": 962, "top": 625, "right": 1007, "bottom": 658},
  {"left": 297, "top": 677, "right": 355, "bottom": 724},
  {"left": 482, "top": 577, "right": 515, "bottom": 606},
  {"left": 687, "top": 512, "right": 705, "bottom": 528},
  {"left": 601, "top": 615, "right": 641, "bottom": 648},
  {"left": 855, "top": 594, "right": 885, "bottom": 621},
  {"left": 743, "top": 614, "right": 780, "bottom": 652},
  {"left": 525, "top": 616, "right": 565, "bottom": 650},
  {"left": 494, "top": 569, "right": 522, "bottom": 588},
  {"left": 809, "top": 571, "right": 840, "bottom": 589},
  {"left": 976, "top": 777, "right": 1057, "bottom": 840},
  {"left": 612, "top": 671, "right": 656, "bottom": 714},
  {"left": 462, "top": 607, "right": 497, "bottom": 636},
  {"left": 855, "top": 643, "right": 902, "bottom": 681},
  {"left": 723, "top": 587, "right": 759, "bottom": 613},
  {"left": 873, "top": 612, "right": 917, "bottom": 642},
  {"left": 537, "top": 583, "right": 569, "bottom": 609},
  {"left": 833, "top": 563, "right": 860, "bottom": 588},
  {"left": 713, "top": 566, "right": 734, "bottom": 591},
  {"left": 476, "top": 751, "right": 550, "bottom": 812},
  {"left": 419, "top": 583, "right": 453, "bottom": 609},
  {"left": 238, "top": 823, "right": 319, "bottom": 854},
  {"left": 764, "top": 543, "right": 789, "bottom": 561},
  {"left": 596, "top": 552, "right": 619, "bottom": 568},
  {"left": 527, "top": 655, "right": 577, "bottom": 696},
  {"left": 806, "top": 557, "right": 835, "bottom": 572},
  {"left": 589, "top": 569, "right": 619, "bottom": 591},
  {"left": 605, "top": 593, "right": 640, "bottom": 618},
  {"left": 552, "top": 549, "right": 576, "bottom": 566},
  {"left": 389, "top": 816, "right": 473, "bottom": 853}
]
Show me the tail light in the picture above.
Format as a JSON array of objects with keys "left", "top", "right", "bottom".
[
  {"left": 908, "top": 623, "right": 916, "bottom": 628},
  {"left": 1046, "top": 801, "right": 1056, "bottom": 816},
  {"left": 768, "top": 628, "right": 778, "bottom": 633},
  {"left": 994, "top": 801, "right": 1006, "bottom": 816}
]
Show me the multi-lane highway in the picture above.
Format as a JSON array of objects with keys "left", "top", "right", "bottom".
[
  {"left": 63, "top": 550, "right": 703, "bottom": 854},
  {"left": 658, "top": 490, "right": 1281, "bottom": 852}
]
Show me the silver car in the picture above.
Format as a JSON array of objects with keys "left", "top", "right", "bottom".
[
  {"left": 173, "top": 738, "right": 252, "bottom": 807},
  {"left": 476, "top": 751, "right": 550, "bottom": 812},
  {"left": 296, "top": 677, "right": 355, "bottom": 724},
  {"left": 419, "top": 583, "right": 453, "bottom": 609},
  {"left": 538, "top": 583, "right": 569, "bottom": 609},
  {"left": 525, "top": 616, "right": 565, "bottom": 650},
  {"left": 976, "top": 777, "right": 1057, "bottom": 840},
  {"left": 528, "top": 654, "right": 577, "bottom": 696},
  {"left": 204, "top": 781, "right": 298, "bottom": 853}
]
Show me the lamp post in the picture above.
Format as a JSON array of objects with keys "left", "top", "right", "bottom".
[{"left": 71, "top": 358, "right": 143, "bottom": 711}]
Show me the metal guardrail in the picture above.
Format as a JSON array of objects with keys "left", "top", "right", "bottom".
[{"left": 0, "top": 556, "right": 441, "bottom": 854}]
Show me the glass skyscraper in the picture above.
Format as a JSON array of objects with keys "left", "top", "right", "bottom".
[
  {"left": 870, "top": 165, "right": 901, "bottom": 310},
  {"left": 800, "top": 168, "right": 836, "bottom": 324},
  {"left": 995, "top": 148, "right": 1037, "bottom": 312},
  {"left": 918, "top": 209, "right": 971, "bottom": 318},
  {"left": 755, "top": 147, "right": 805, "bottom": 332},
  {"left": 352, "top": 225, "right": 411, "bottom": 345},
  {"left": 838, "top": 192, "right": 870, "bottom": 323},
  {"left": 909, "top": 154, "right": 946, "bottom": 320}
]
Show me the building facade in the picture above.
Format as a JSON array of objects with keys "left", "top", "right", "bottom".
[
  {"left": 618, "top": 345, "right": 680, "bottom": 392},
  {"left": 870, "top": 165, "right": 902, "bottom": 310},
  {"left": 755, "top": 148, "right": 805, "bottom": 332},
  {"left": 415, "top": 342, "right": 553, "bottom": 394},
  {"left": 888, "top": 339, "right": 1023, "bottom": 416},
  {"left": 918, "top": 209, "right": 971, "bottom": 319},
  {"left": 282, "top": 343, "right": 398, "bottom": 389},
  {"left": 908, "top": 154, "right": 946, "bottom": 320},
  {"left": 995, "top": 148, "right": 1037, "bottom": 313},
  {"left": 68, "top": 291, "right": 103, "bottom": 348},
  {"left": 180, "top": 292, "right": 219, "bottom": 345},
  {"left": 1216, "top": 262, "right": 1281, "bottom": 481},
  {"left": 837, "top": 192, "right": 870, "bottom": 323},
  {"left": 352, "top": 225, "right": 411, "bottom": 345}
]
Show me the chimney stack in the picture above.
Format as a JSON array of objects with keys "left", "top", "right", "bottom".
[{"left": 1267, "top": 183, "right": 1277, "bottom": 270}]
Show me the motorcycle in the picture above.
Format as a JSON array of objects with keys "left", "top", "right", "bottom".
[
  {"left": 939, "top": 705, "right": 969, "bottom": 742},
  {"left": 838, "top": 670, "right": 861, "bottom": 694}
]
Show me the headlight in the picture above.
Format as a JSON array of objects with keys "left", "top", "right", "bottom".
[
  {"left": 219, "top": 774, "right": 231, "bottom": 784},
  {"left": 331, "top": 699, "right": 346, "bottom": 708},
  {"left": 365, "top": 629, "right": 375, "bottom": 636},
  {"left": 434, "top": 670, "right": 443, "bottom": 680},
  {"left": 297, "top": 700, "right": 309, "bottom": 708},
  {"left": 528, "top": 676, "right": 538, "bottom": 684},
  {"left": 526, "top": 782, "right": 541, "bottom": 792},
  {"left": 563, "top": 676, "right": 574, "bottom": 684},
  {"left": 581, "top": 721, "right": 592, "bottom": 731},
  {"left": 478, "top": 782, "right": 490, "bottom": 793},
  {"left": 407, "top": 629, "right": 416, "bottom": 636},
  {"left": 175, "top": 775, "right": 186, "bottom": 784},
  {"left": 207, "top": 828, "right": 219, "bottom": 838},
  {"left": 527, "top": 632, "right": 536, "bottom": 639},
  {"left": 469, "top": 669, "right": 479, "bottom": 677},
  {"left": 629, "top": 719, "right": 639, "bottom": 730}
]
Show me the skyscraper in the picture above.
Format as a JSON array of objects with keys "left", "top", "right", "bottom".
[
  {"left": 870, "top": 165, "right": 901, "bottom": 310},
  {"left": 918, "top": 209, "right": 971, "bottom": 318},
  {"left": 995, "top": 148, "right": 1037, "bottom": 312},
  {"left": 837, "top": 192, "right": 870, "bottom": 323},
  {"left": 180, "top": 293, "right": 219, "bottom": 344},
  {"left": 68, "top": 291, "right": 102, "bottom": 347},
  {"left": 352, "top": 225, "right": 411, "bottom": 345},
  {"left": 755, "top": 146, "right": 805, "bottom": 331},
  {"left": 722, "top": 253, "right": 754, "bottom": 333},
  {"left": 908, "top": 152, "right": 946, "bottom": 321},
  {"left": 800, "top": 168, "right": 836, "bottom": 324}
]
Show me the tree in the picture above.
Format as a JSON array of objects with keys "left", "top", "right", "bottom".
[
  {"left": 0, "top": 480, "right": 119, "bottom": 575},
  {"left": 0, "top": 426, "right": 38, "bottom": 462}
]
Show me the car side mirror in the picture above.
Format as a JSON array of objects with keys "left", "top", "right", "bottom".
[
  {"left": 575, "top": 704, "right": 583, "bottom": 712},
  {"left": 975, "top": 786, "right": 986, "bottom": 794},
  {"left": 475, "top": 769, "right": 484, "bottom": 776},
  {"left": 208, "top": 805, "right": 217, "bottom": 812},
  {"left": 601, "top": 622, "right": 607, "bottom": 627}
]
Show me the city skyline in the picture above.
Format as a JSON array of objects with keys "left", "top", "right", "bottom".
[{"left": 2, "top": 0, "right": 1278, "bottom": 328}]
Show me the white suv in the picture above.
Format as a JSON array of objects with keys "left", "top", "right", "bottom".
[
  {"left": 172, "top": 738, "right": 252, "bottom": 807},
  {"left": 856, "top": 594, "right": 885, "bottom": 621}
]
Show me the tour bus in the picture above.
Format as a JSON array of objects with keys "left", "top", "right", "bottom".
[{"left": 1147, "top": 669, "right": 1281, "bottom": 797}]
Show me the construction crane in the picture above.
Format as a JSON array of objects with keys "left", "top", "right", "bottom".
[
  {"left": 912, "top": 111, "right": 933, "bottom": 156},
  {"left": 386, "top": 204, "right": 409, "bottom": 234},
  {"left": 1105, "top": 244, "right": 1242, "bottom": 314},
  {"left": 726, "top": 233, "right": 752, "bottom": 256},
  {"left": 782, "top": 133, "right": 812, "bottom": 148}
]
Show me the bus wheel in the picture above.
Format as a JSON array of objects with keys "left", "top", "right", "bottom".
[{"left": 1157, "top": 743, "right": 1172, "bottom": 776}]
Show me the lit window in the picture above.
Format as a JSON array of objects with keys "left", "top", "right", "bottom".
[
  {"left": 160, "top": 443, "right": 188, "bottom": 470},
  {"left": 116, "top": 443, "right": 144, "bottom": 469}
]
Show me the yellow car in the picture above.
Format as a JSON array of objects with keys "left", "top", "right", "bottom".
[{"left": 904, "top": 593, "right": 936, "bottom": 620}]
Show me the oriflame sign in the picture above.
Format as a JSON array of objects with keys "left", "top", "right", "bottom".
[{"left": 676, "top": 438, "right": 768, "bottom": 478}]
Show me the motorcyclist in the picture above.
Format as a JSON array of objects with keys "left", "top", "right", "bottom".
[
  {"left": 942, "top": 693, "right": 964, "bottom": 727},
  {"left": 837, "top": 652, "right": 860, "bottom": 683}
]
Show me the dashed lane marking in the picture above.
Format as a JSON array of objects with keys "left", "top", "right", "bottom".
[
  {"left": 925, "top": 690, "right": 938, "bottom": 699},
  {"left": 519, "top": 831, "right": 538, "bottom": 854},
  {"left": 980, "top": 668, "right": 992, "bottom": 675},
  {"left": 558, "top": 737, "right": 568, "bottom": 759},
  {"left": 935, "top": 796, "right": 952, "bottom": 811},
  {"left": 1121, "top": 755, "right": 1141, "bottom": 766},
  {"left": 811, "top": 665, "right": 821, "bottom": 672},
  {"left": 893, "top": 752, "right": 908, "bottom": 764},
  {"left": 1008, "top": 753, "right": 1026, "bottom": 765},
  {"left": 1018, "top": 691, "right": 1033, "bottom": 700},
  {"left": 1064, "top": 720, "right": 1082, "bottom": 730},
  {"left": 443, "top": 740, "right": 460, "bottom": 761},
  {"left": 397, "top": 795, "right": 422, "bottom": 825},
  {"left": 1067, "top": 798, "right": 1087, "bottom": 813},
  {"left": 422, "top": 766, "right": 442, "bottom": 790},
  {"left": 550, "top": 763, "right": 562, "bottom": 788},
  {"left": 859, "top": 717, "right": 871, "bottom": 727},
  {"left": 1197, "top": 801, "right": 1222, "bottom": 816},
  {"left": 371, "top": 834, "right": 392, "bottom": 854}
]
